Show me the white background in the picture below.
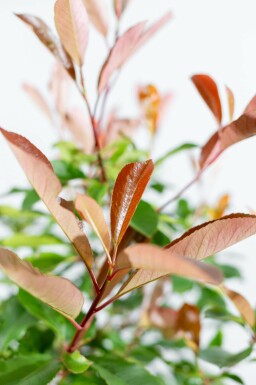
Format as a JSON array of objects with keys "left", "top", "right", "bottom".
[{"left": 0, "top": 0, "right": 256, "bottom": 383}]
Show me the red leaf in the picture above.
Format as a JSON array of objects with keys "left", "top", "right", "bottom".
[
  {"left": 191, "top": 74, "right": 222, "bottom": 125},
  {"left": 110, "top": 160, "right": 154, "bottom": 249},
  {"left": 16, "top": 14, "right": 75, "bottom": 80},
  {"left": 200, "top": 101, "right": 256, "bottom": 169}
]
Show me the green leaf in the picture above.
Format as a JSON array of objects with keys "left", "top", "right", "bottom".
[
  {"left": 0, "top": 297, "right": 35, "bottom": 352},
  {"left": 221, "top": 373, "right": 244, "bottom": 384},
  {"left": 152, "top": 230, "right": 170, "bottom": 246},
  {"left": 218, "top": 264, "right": 242, "bottom": 279},
  {"left": 155, "top": 143, "right": 198, "bottom": 166},
  {"left": 51, "top": 159, "right": 85, "bottom": 182},
  {"left": 172, "top": 275, "right": 194, "bottom": 293},
  {"left": 209, "top": 330, "right": 223, "bottom": 347},
  {"left": 1, "top": 234, "right": 63, "bottom": 248},
  {"left": 19, "top": 326, "right": 55, "bottom": 353},
  {"left": 22, "top": 189, "right": 40, "bottom": 210},
  {"left": 204, "top": 306, "right": 244, "bottom": 325},
  {"left": 0, "top": 354, "right": 60, "bottom": 385},
  {"left": 59, "top": 372, "right": 106, "bottom": 384},
  {"left": 54, "top": 141, "right": 96, "bottom": 165},
  {"left": 18, "top": 290, "right": 71, "bottom": 340},
  {"left": 199, "top": 345, "right": 253, "bottom": 368},
  {"left": 130, "top": 200, "right": 158, "bottom": 238},
  {"left": 26, "top": 252, "right": 73, "bottom": 273},
  {"left": 92, "top": 355, "right": 165, "bottom": 385},
  {"left": 130, "top": 345, "right": 159, "bottom": 365},
  {"left": 150, "top": 182, "right": 165, "bottom": 193},
  {"left": 177, "top": 199, "right": 194, "bottom": 220},
  {"left": 63, "top": 350, "right": 92, "bottom": 374},
  {"left": 197, "top": 287, "right": 226, "bottom": 310},
  {"left": 87, "top": 180, "right": 108, "bottom": 204}
]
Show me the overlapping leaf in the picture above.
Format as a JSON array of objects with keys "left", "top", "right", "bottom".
[
  {"left": 16, "top": 14, "right": 75, "bottom": 79},
  {"left": 116, "top": 214, "right": 256, "bottom": 297},
  {"left": 0, "top": 128, "right": 93, "bottom": 269},
  {"left": 55, "top": 0, "right": 89, "bottom": 66},
  {"left": 200, "top": 95, "right": 256, "bottom": 169},
  {"left": 82, "top": 0, "right": 108, "bottom": 37},
  {"left": 110, "top": 160, "right": 154, "bottom": 249},
  {"left": 191, "top": 74, "right": 222, "bottom": 124},
  {"left": 0, "top": 248, "right": 83, "bottom": 320},
  {"left": 75, "top": 193, "right": 111, "bottom": 258},
  {"left": 117, "top": 243, "right": 222, "bottom": 285}
]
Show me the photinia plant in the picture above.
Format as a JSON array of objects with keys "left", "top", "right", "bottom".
[{"left": 0, "top": 1, "right": 256, "bottom": 384}]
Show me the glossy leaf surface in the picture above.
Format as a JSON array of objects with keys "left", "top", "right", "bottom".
[
  {"left": 16, "top": 14, "right": 75, "bottom": 79},
  {"left": 110, "top": 160, "right": 154, "bottom": 248}
]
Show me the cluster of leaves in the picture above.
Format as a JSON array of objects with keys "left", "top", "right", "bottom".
[{"left": 0, "top": 1, "right": 256, "bottom": 384}]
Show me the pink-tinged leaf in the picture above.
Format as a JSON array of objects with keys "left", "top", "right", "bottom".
[
  {"left": 49, "top": 63, "right": 71, "bottom": 117},
  {"left": 0, "top": 128, "right": 93, "bottom": 269},
  {"left": 16, "top": 14, "right": 75, "bottom": 80},
  {"left": 191, "top": 74, "right": 222, "bottom": 124},
  {"left": 116, "top": 266, "right": 221, "bottom": 300},
  {"left": 117, "top": 244, "right": 222, "bottom": 284},
  {"left": 54, "top": 0, "right": 89, "bottom": 66},
  {"left": 114, "top": 0, "right": 130, "bottom": 19},
  {"left": 110, "top": 160, "right": 154, "bottom": 249},
  {"left": 64, "top": 107, "right": 94, "bottom": 153},
  {"left": 98, "top": 12, "right": 172, "bottom": 93},
  {"left": 0, "top": 248, "right": 83, "bottom": 320},
  {"left": 105, "top": 116, "right": 140, "bottom": 145},
  {"left": 22, "top": 83, "right": 53, "bottom": 123},
  {"left": 116, "top": 213, "right": 256, "bottom": 297},
  {"left": 148, "top": 306, "right": 177, "bottom": 331},
  {"left": 98, "top": 22, "right": 146, "bottom": 93},
  {"left": 82, "top": 0, "right": 108, "bottom": 37},
  {"left": 223, "top": 286, "right": 255, "bottom": 327},
  {"left": 165, "top": 213, "right": 256, "bottom": 260},
  {"left": 75, "top": 194, "right": 111, "bottom": 259},
  {"left": 200, "top": 105, "right": 256, "bottom": 169},
  {"left": 226, "top": 86, "right": 235, "bottom": 121},
  {"left": 136, "top": 11, "right": 172, "bottom": 50}
]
